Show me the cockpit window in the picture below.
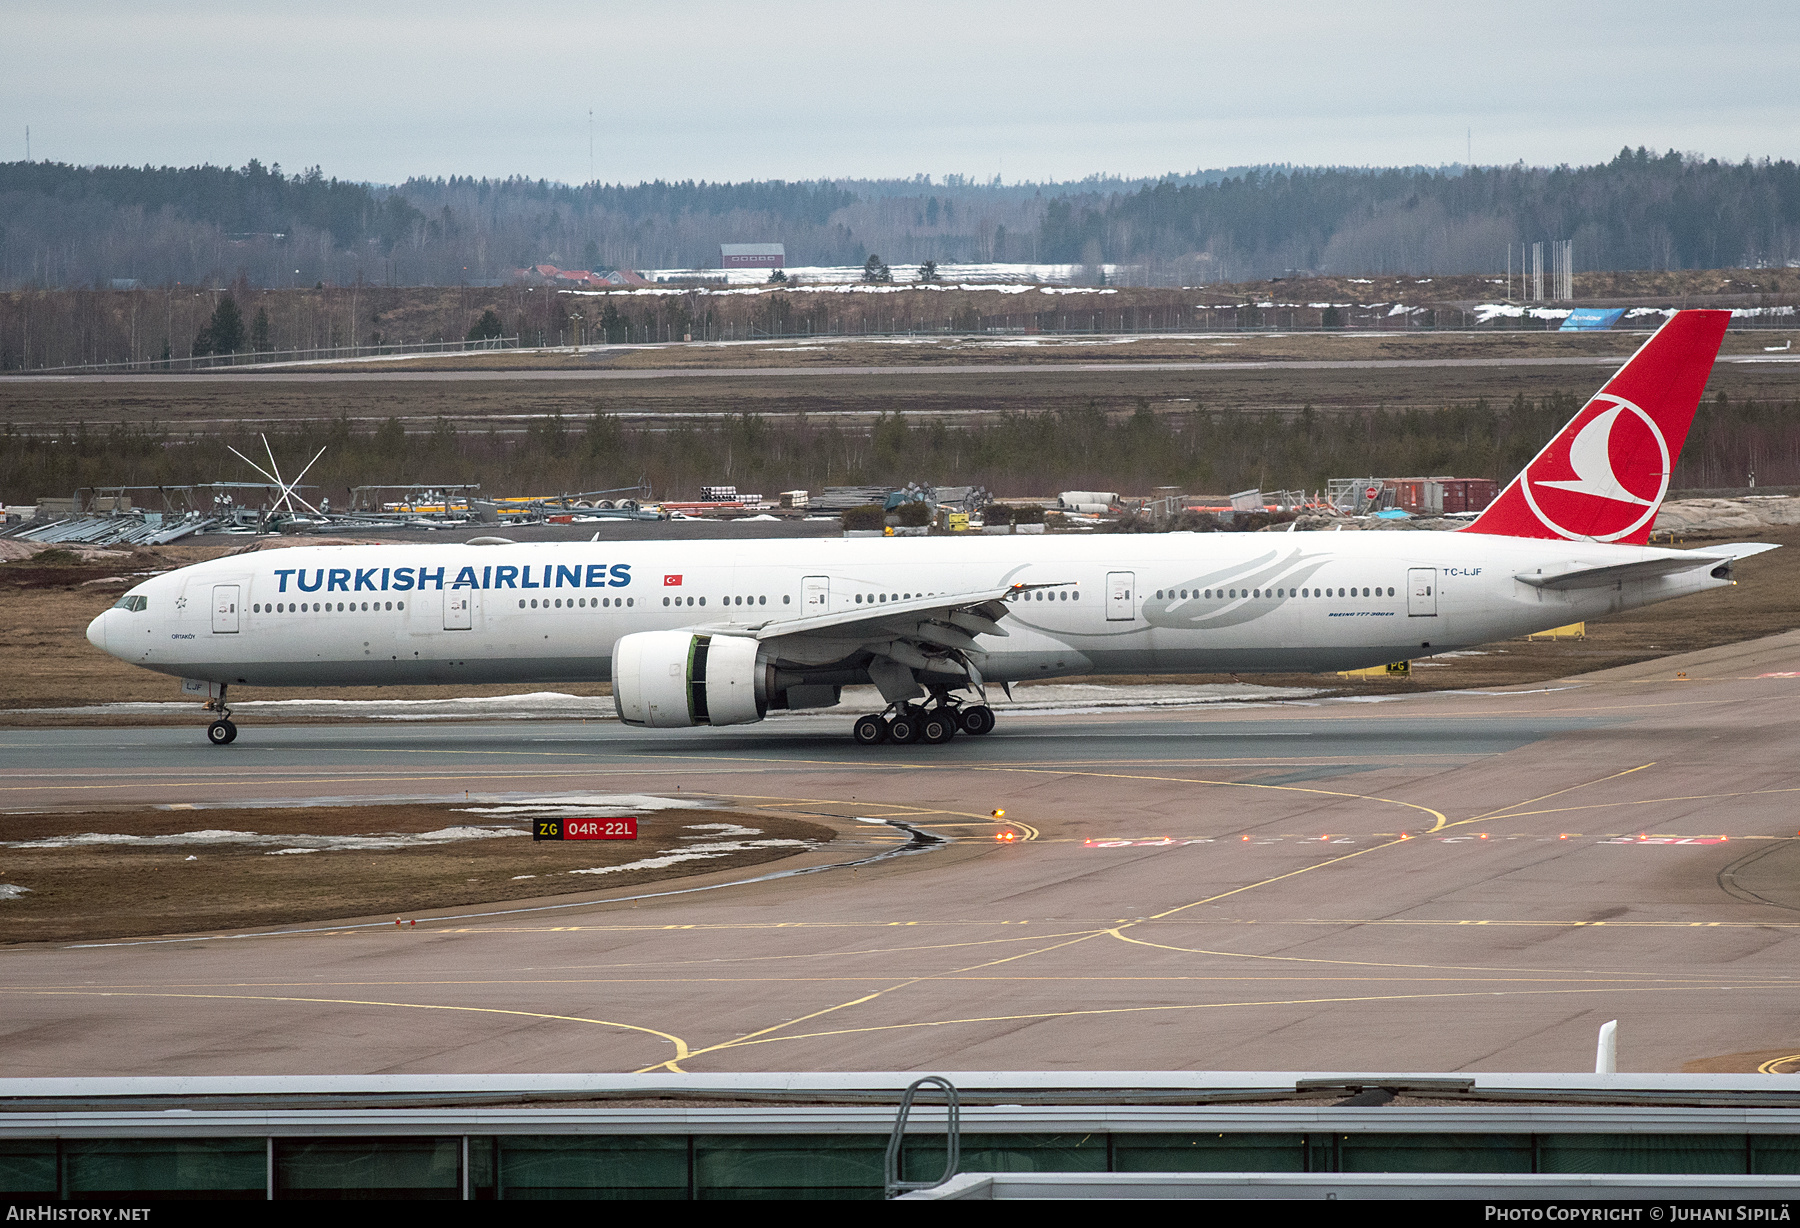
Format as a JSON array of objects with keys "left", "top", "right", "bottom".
[{"left": 112, "top": 595, "right": 148, "bottom": 612}]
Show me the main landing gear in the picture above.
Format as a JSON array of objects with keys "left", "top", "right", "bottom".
[
  {"left": 203, "top": 685, "right": 238, "bottom": 745},
  {"left": 852, "top": 694, "right": 995, "bottom": 747}
]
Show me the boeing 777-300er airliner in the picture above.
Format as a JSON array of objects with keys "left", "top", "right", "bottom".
[{"left": 87, "top": 310, "right": 1774, "bottom": 746}]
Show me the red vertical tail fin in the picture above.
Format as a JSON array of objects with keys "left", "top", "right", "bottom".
[{"left": 1464, "top": 309, "right": 1729, "bottom": 544}]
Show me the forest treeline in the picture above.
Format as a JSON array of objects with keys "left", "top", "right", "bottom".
[
  {"left": 3, "top": 150, "right": 1798, "bottom": 291},
  {"left": 1042, "top": 149, "right": 1800, "bottom": 282},
  {"left": 4, "top": 393, "right": 1792, "bottom": 507},
  {"left": 0, "top": 282, "right": 1215, "bottom": 370}
]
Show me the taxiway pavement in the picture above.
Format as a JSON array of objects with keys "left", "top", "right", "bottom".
[{"left": 5, "top": 632, "right": 1800, "bottom": 1076}]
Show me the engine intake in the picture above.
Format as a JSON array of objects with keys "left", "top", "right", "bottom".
[{"left": 612, "top": 631, "right": 770, "bottom": 728}]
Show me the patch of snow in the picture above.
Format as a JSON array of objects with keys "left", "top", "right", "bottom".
[
  {"left": 0, "top": 884, "right": 30, "bottom": 900},
  {"left": 682, "top": 822, "right": 762, "bottom": 838},
  {"left": 454, "top": 794, "right": 709, "bottom": 819},
  {"left": 6, "top": 692, "right": 619, "bottom": 721},
  {"left": 3, "top": 826, "right": 526, "bottom": 853},
  {"left": 634, "top": 261, "right": 1120, "bottom": 287},
  {"left": 769, "top": 682, "right": 1324, "bottom": 720},
  {"left": 569, "top": 838, "right": 813, "bottom": 876},
  {"left": 1470, "top": 302, "right": 1575, "bottom": 324}
]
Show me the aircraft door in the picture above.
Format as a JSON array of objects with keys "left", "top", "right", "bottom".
[
  {"left": 1408, "top": 568, "right": 1438, "bottom": 616},
  {"left": 802, "top": 575, "right": 830, "bottom": 614},
  {"left": 444, "top": 591, "right": 473, "bottom": 630},
  {"left": 1106, "top": 571, "right": 1136, "bottom": 622},
  {"left": 210, "top": 585, "right": 240, "bottom": 633}
]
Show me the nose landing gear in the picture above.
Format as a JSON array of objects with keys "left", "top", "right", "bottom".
[{"left": 203, "top": 685, "right": 238, "bottom": 745}]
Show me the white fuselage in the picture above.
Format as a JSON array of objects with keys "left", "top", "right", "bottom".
[{"left": 88, "top": 531, "right": 1732, "bottom": 690}]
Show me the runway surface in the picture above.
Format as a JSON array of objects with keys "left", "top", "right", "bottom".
[{"left": 5, "top": 632, "right": 1800, "bottom": 1076}]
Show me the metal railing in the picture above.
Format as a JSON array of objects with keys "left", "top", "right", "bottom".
[{"left": 885, "top": 1075, "right": 961, "bottom": 1199}]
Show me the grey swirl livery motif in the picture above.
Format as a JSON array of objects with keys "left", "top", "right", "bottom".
[{"left": 1143, "top": 548, "right": 1332, "bottom": 630}]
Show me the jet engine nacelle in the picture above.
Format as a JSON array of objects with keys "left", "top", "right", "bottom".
[{"left": 612, "top": 631, "right": 771, "bottom": 728}]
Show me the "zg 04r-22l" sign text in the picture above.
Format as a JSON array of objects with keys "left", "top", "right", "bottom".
[{"left": 534, "top": 817, "right": 638, "bottom": 841}]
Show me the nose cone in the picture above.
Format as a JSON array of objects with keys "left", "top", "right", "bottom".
[{"left": 86, "top": 610, "right": 109, "bottom": 654}]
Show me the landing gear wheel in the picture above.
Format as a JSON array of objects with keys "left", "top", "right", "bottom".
[
  {"left": 206, "top": 719, "right": 238, "bottom": 746},
  {"left": 852, "top": 714, "right": 890, "bottom": 745},
  {"left": 888, "top": 712, "right": 921, "bottom": 744},
  {"left": 919, "top": 711, "right": 957, "bottom": 744},
  {"left": 959, "top": 705, "right": 995, "bottom": 736}
]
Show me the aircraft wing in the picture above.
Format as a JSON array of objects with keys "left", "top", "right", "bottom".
[
  {"left": 675, "top": 582, "right": 1066, "bottom": 679},
  {"left": 1515, "top": 543, "right": 1779, "bottom": 591}
]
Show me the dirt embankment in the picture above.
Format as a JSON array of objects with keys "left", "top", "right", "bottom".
[{"left": 0, "top": 805, "right": 835, "bottom": 944}]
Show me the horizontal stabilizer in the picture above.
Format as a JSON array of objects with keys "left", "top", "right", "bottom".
[{"left": 1516, "top": 543, "right": 1778, "bottom": 590}]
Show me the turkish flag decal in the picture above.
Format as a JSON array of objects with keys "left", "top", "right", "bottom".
[{"left": 663, "top": 574, "right": 683, "bottom": 586}]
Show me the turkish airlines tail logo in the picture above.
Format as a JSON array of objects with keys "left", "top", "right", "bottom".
[{"left": 1465, "top": 310, "right": 1729, "bottom": 544}]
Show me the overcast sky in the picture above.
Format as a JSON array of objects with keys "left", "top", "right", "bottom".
[{"left": 6, "top": 1, "right": 1798, "bottom": 186}]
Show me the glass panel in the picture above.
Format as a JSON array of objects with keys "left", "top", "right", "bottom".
[
  {"left": 903, "top": 1132, "right": 1106, "bottom": 1181},
  {"left": 1751, "top": 1137, "right": 1800, "bottom": 1175},
  {"left": 1339, "top": 1133, "right": 1533, "bottom": 1173},
  {"left": 0, "top": 1141, "right": 57, "bottom": 1195},
  {"left": 468, "top": 1136, "right": 497, "bottom": 1201},
  {"left": 694, "top": 1134, "right": 883, "bottom": 1201},
  {"left": 1113, "top": 1132, "right": 1305, "bottom": 1173},
  {"left": 498, "top": 1136, "right": 687, "bottom": 1200},
  {"left": 64, "top": 1138, "right": 265, "bottom": 1200},
  {"left": 1538, "top": 1133, "right": 1747, "bottom": 1174},
  {"left": 274, "top": 1137, "right": 460, "bottom": 1200}
]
